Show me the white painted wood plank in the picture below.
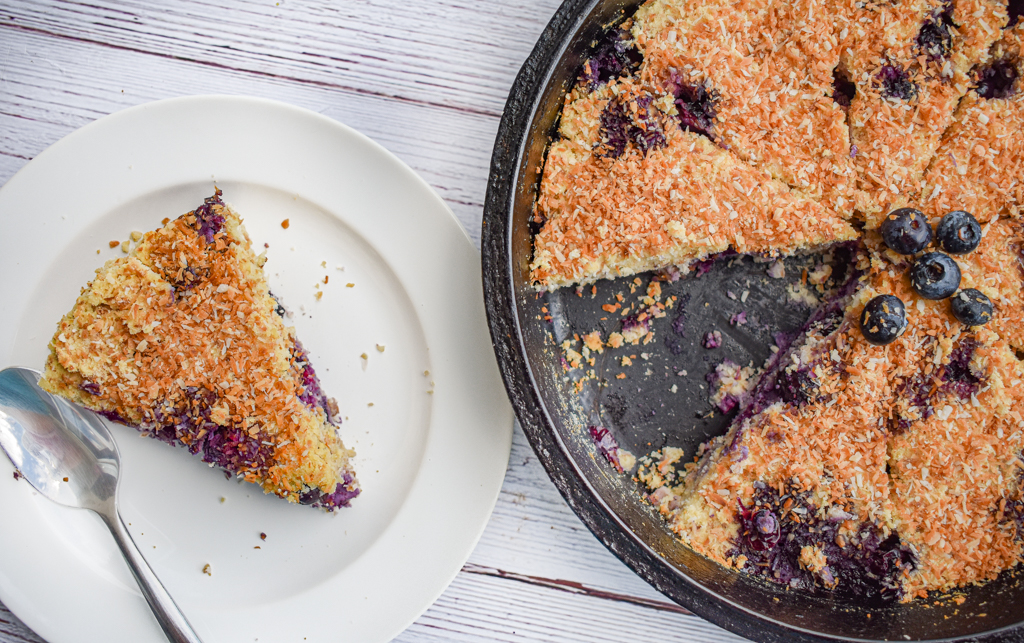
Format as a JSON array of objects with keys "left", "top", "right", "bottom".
[
  {"left": 396, "top": 568, "right": 745, "bottom": 643},
  {"left": 1, "top": 0, "right": 563, "bottom": 117},
  {"left": 0, "top": 607, "right": 41, "bottom": 643},
  {"left": 472, "top": 425, "right": 679, "bottom": 606},
  {"left": 0, "top": 30, "right": 497, "bottom": 241}
]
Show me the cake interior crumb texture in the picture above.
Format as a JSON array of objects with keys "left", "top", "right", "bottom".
[
  {"left": 535, "top": 0, "right": 1024, "bottom": 601},
  {"left": 40, "top": 190, "right": 359, "bottom": 511}
]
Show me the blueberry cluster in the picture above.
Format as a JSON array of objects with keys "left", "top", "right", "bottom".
[{"left": 860, "top": 208, "right": 993, "bottom": 345}]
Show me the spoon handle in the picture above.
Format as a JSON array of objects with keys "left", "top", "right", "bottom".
[{"left": 100, "top": 509, "right": 204, "bottom": 643}]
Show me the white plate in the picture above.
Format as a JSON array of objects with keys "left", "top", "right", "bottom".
[{"left": 0, "top": 96, "right": 512, "bottom": 643}]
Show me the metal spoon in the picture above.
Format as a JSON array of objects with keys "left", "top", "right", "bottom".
[{"left": 0, "top": 367, "right": 202, "bottom": 643}]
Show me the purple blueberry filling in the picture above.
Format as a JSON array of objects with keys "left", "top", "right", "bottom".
[
  {"left": 1007, "top": 485, "right": 1024, "bottom": 540},
  {"left": 622, "top": 312, "right": 652, "bottom": 337},
  {"left": 172, "top": 266, "right": 204, "bottom": 295},
  {"left": 730, "top": 483, "right": 916, "bottom": 601},
  {"left": 1010, "top": 0, "right": 1024, "bottom": 27},
  {"left": 773, "top": 367, "right": 819, "bottom": 407},
  {"left": 291, "top": 339, "right": 334, "bottom": 421},
  {"left": 942, "top": 337, "right": 982, "bottom": 398},
  {"left": 79, "top": 380, "right": 101, "bottom": 396},
  {"left": 707, "top": 360, "right": 742, "bottom": 413},
  {"left": 917, "top": 2, "right": 954, "bottom": 60},
  {"left": 599, "top": 95, "right": 667, "bottom": 158},
  {"left": 96, "top": 388, "right": 275, "bottom": 480},
  {"left": 589, "top": 425, "right": 628, "bottom": 472},
  {"left": 299, "top": 473, "right": 360, "bottom": 510},
  {"left": 975, "top": 57, "right": 1019, "bottom": 99},
  {"left": 713, "top": 248, "right": 864, "bottom": 457},
  {"left": 877, "top": 64, "right": 917, "bottom": 100},
  {"left": 581, "top": 28, "right": 643, "bottom": 90},
  {"left": 703, "top": 330, "right": 723, "bottom": 349},
  {"left": 98, "top": 409, "right": 132, "bottom": 426},
  {"left": 192, "top": 189, "right": 226, "bottom": 244},
  {"left": 668, "top": 75, "right": 718, "bottom": 139},
  {"left": 890, "top": 336, "right": 982, "bottom": 431}
]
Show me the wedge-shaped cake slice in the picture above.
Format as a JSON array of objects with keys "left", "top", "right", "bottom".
[
  {"left": 632, "top": 0, "right": 869, "bottom": 219},
  {"left": 888, "top": 328, "right": 1024, "bottom": 597},
  {"left": 921, "top": 24, "right": 1024, "bottom": 225},
  {"left": 837, "top": 0, "right": 1006, "bottom": 224},
  {"left": 530, "top": 78, "right": 857, "bottom": 289},
  {"left": 40, "top": 190, "right": 359, "bottom": 511}
]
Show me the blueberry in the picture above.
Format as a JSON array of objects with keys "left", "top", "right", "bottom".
[
  {"left": 881, "top": 208, "right": 933, "bottom": 255},
  {"left": 910, "top": 252, "right": 961, "bottom": 299},
  {"left": 860, "top": 295, "right": 908, "bottom": 345},
  {"left": 950, "top": 289, "right": 993, "bottom": 326},
  {"left": 936, "top": 210, "right": 981, "bottom": 254}
]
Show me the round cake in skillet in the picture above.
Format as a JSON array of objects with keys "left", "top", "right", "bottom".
[{"left": 530, "top": 0, "right": 1024, "bottom": 602}]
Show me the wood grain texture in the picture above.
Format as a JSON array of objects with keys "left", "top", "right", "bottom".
[{"left": 0, "top": 1, "right": 749, "bottom": 641}]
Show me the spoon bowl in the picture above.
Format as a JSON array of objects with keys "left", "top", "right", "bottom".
[
  {"left": 0, "top": 367, "right": 118, "bottom": 512},
  {"left": 0, "top": 367, "right": 202, "bottom": 643}
]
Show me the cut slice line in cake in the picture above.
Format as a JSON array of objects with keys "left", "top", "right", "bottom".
[{"left": 39, "top": 189, "right": 359, "bottom": 511}]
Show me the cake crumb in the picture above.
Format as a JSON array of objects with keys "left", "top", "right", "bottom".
[
  {"left": 202, "top": 564, "right": 212, "bottom": 576},
  {"left": 376, "top": 344, "right": 385, "bottom": 353},
  {"left": 108, "top": 240, "right": 119, "bottom": 249},
  {"left": 281, "top": 219, "right": 290, "bottom": 229}
]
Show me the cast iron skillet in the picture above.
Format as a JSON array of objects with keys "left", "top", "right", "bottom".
[{"left": 481, "top": 0, "right": 1024, "bottom": 640}]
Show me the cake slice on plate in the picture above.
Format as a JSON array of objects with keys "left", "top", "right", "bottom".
[
  {"left": 631, "top": 0, "right": 870, "bottom": 219},
  {"left": 39, "top": 190, "right": 359, "bottom": 511}
]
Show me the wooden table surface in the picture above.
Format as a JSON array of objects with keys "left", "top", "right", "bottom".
[{"left": 0, "top": 2, "right": 745, "bottom": 641}]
